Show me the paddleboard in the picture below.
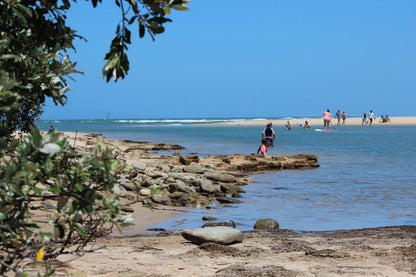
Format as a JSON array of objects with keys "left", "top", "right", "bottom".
[{"left": 315, "top": 129, "right": 337, "bottom": 132}]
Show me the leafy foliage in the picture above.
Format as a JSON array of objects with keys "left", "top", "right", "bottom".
[
  {"left": 0, "top": 0, "right": 190, "bottom": 139},
  {"left": 0, "top": 127, "right": 129, "bottom": 275}
]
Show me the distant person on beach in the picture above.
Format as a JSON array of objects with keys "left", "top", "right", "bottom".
[
  {"left": 362, "top": 113, "right": 368, "bottom": 125},
  {"left": 323, "top": 109, "right": 332, "bottom": 130},
  {"left": 257, "top": 139, "right": 269, "bottom": 156},
  {"left": 368, "top": 110, "right": 375, "bottom": 125},
  {"left": 304, "top": 120, "right": 311, "bottom": 130},
  {"left": 379, "top": 115, "right": 387, "bottom": 123},
  {"left": 336, "top": 110, "right": 341, "bottom": 126},
  {"left": 341, "top": 111, "right": 347, "bottom": 125},
  {"left": 285, "top": 120, "right": 292, "bottom": 130},
  {"left": 262, "top": 122, "right": 275, "bottom": 147}
]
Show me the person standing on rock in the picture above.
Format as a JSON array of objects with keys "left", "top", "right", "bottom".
[{"left": 262, "top": 122, "right": 275, "bottom": 147}]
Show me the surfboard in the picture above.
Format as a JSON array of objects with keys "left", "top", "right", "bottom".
[{"left": 315, "top": 128, "right": 337, "bottom": 132}]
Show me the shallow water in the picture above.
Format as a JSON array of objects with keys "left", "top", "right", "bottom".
[{"left": 38, "top": 120, "right": 416, "bottom": 231}]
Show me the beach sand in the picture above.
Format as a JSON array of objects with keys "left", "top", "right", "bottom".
[{"left": 206, "top": 116, "right": 416, "bottom": 127}]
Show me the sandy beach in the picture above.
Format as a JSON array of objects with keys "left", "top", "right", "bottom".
[{"left": 206, "top": 116, "right": 416, "bottom": 127}]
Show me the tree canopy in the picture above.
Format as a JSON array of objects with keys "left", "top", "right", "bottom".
[{"left": 0, "top": 0, "right": 190, "bottom": 139}]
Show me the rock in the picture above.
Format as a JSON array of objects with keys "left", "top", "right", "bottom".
[
  {"left": 168, "top": 179, "right": 195, "bottom": 193},
  {"left": 120, "top": 182, "right": 136, "bottom": 192},
  {"left": 216, "top": 197, "right": 243, "bottom": 204},
  {"left": 181, "top": 227, "right": 243, "bottom": 245},
  {"left": 133, "top": 162, "right": 147, "bottom": 171},
  {"left": 128, "top": 171, "right": 138, "bottom": 179},
  {"left": 202, "top": 216, "right": 217, "bottom": 221},
  {"left": 112, "top": 184, "right": 123, "bottom": 194},
  {"left": 179, "top": 155, "right": 200, "bottom": 165},
  {"left": 117, "top": 177, "right": 129, "bottom": 185},
  {"left": 199, "top": 179, "right": 216, "bottom": 193},
  {"left": 253, "top": 218, "right": 279, "bottom": 231},
  {"left": 151, "top": 190, "right": 172, "bottom": 205},
  {"left": 148, "top": 172, "right": 165, "bottom": 179},
  {"left": 158, "top": 164, "right": 171, "bottom": 172},
  {"left": 169, "top": 191, "right": 191, "bottom": 206},
  {"left": 41, "top": 200, "right": 56, "bottom": 210},
  {"left": 220, "top": 183, "right": 245, "bottom": 194},
  {"left": 121, "top": 206, "right": 134, "bottom": 213},
  {"left": 140, "top": 188, "right": 151, "bottom": 197},
  {"left": 202, "top": 220, "right": 236, "bottom": 228},
  {"left": 183, "top": 162, "right": 205, "bottom": 174},
  {"left": 203, "top": 172, "right": 237, "bottom": 183}
]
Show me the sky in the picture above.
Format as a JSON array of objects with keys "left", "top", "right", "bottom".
[{"left": 41, "top": 0, "right": 416, "bottom": 120}]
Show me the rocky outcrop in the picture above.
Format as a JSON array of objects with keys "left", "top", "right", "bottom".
[{"left": 62, "top": 133, "right": 320, "bottom": 212}]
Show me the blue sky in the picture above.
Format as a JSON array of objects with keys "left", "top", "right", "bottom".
[{"left": 42, "top": 0, "right": 416, "bottom": 120}]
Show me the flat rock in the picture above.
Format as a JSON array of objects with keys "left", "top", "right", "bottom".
[
  {"left": 216, "top": 197, "right": 243, "bottom": 204},
  {"left": 202, "top": 220, "right": 236, "bottom": 228},
  {"left": 182, "top": 227, "right": 243, "bottom": 245},
  {"left": 203, "top": 172, "right": 237, "bottom": 183}
]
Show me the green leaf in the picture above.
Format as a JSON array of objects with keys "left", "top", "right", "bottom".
[
  {"left": 75, "top": 224, "right": 86, "bottom": 237},
  {"left": 171, "top": 4, "right": 189, "bottom": 11},
  {"left": 30, "top": 126, "right": 42, "bottom": 147},
  {"left": 75, "top": 183, "right": 83, "bottom": 192}
]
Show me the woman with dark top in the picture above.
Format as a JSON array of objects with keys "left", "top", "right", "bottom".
[{"left": 262, "top": 122, "right": 275, "bottom": 147}]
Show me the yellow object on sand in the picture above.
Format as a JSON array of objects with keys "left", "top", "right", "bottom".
[{"left": 36, "top": 247, "right": 45, "bottom": 262}]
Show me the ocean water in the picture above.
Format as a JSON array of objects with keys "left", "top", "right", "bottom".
[{"left": 38, "top": 119, "right": 416, "bottom": 232}]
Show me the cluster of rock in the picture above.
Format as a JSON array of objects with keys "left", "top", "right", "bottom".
[
  {"left": 27, "top": 133, "right": 320, "bottom": 221},
  {"left": 70, "top": 135, "right": 318, "bottom": 211},
  {"left": 102, "top": 138, "right": 320, "bottom": 211}
]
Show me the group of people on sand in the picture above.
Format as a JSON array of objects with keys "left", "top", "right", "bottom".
[
  {"left": 362, "top": 110, "right": 376, "bottom": 125},
  {"left": 362, "top": 110, "right": 390, "bottom": 125}
]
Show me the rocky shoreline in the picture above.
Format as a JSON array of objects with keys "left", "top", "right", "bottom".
[
  {"left": 65, "top": 132, "right": 319, "bottom": 211},
  {"left": 30, "top": 132, "right": 415, "bottom": 276}
]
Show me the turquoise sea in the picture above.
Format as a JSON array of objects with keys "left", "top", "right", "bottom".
[{"left": 38, "top": 118, "right": 416, "bottom": 232}]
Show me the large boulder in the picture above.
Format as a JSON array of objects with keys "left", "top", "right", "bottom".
[
  {"left": 199, "top": 179, "right": 216, "bottom": 193},
  {"left": 182, "top": 227, "right": 243, "bottom": 245},
  {"left": 253, "top": 218, "right": 279, "bottom": 231}
]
